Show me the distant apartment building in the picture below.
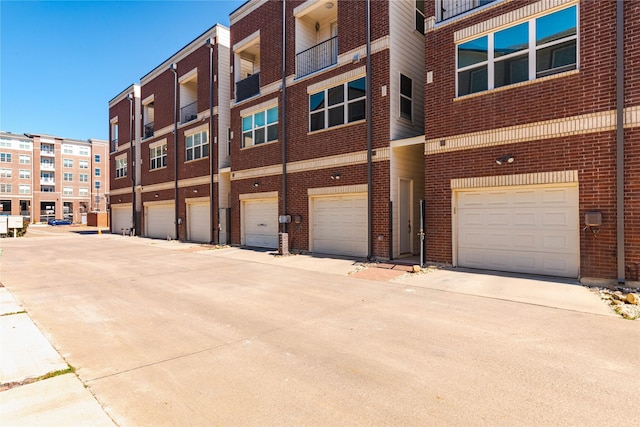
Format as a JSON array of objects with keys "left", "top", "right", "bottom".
[
  {"left": 108, "top": 25, "right": 230, "bottom": 240},
  {"left": 0, "top": 131, "right": 108, "bottom": 223}
]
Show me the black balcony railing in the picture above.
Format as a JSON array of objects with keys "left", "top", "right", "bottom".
[
  {"left": 180, "top": 101, "right": 198, "bottom": 124},
  {"left": 235, "top": 73, "right": 260, "bottom": 102},
  {"left": 438, "top": 0, "right": 497, "bottom": 21},
  {"left": 296, "top": 36, "right": 338, "bottom": 78},
  {"left": 110, "top": 138, "right": 118, "bottom": 152},
  {"left": 144, "top": 122, "right": 155, "bottom": 139}
]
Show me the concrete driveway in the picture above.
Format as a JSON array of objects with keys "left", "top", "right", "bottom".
[{"left": 1, "top": 227, "right": 638, "bottom": 426}]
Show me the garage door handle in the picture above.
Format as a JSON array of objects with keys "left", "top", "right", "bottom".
[{"left": 257, "top": 223, "right": 267, "bottom": 226}]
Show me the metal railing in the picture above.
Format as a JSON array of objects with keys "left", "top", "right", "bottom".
[
  {"left": 40, "top": 163, "right": 55, "bottom": 170},
  {"left": 111, "top": 138, "right": 118, "bottom": 152},
  {"left": 296, "top": 36, "right": 338, "bottom": 78},
  {"left": 180, "top": 101, "right": 198, "bottom": 124},
  {"left": 235, "top": 73, "right": 260, "bottom": 102},
  {"left": 438, "top": 0, "right": 497, "bottom": 22},
  {"left": 144, "top": 122, "right": 155, "bottom": 139}
]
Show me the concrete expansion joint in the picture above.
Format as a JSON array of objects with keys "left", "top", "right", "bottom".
[{"left": 0, "top": 365, "right": 76, "bottom": 392}]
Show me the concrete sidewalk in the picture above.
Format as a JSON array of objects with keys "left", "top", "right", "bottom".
[{"left": 0, "top": 287, "right": 115, "bottom": 427}]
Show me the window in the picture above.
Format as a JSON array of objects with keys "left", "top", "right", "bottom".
[
  {"left": 64, "top": 159, "right": 73, "bottom": 168},
  {"left": 0, "top": 139, "right": 11, "bottom": 148},
  {"left": 234, "top": 36, "right": 261, "bottom": 102},
  {"left": 19, "top": 185, "right": 30, "bottom": 194},
  {"left": 79, "top": 160, "right": 89, "bottom": 169},
  {"left": 20, "top": 155, "right": 31, "bottom": 164},
  {"left": 63, "top": 145, "right": 73, "bottom": 154},
  {"left": 79, "top": 147, "right": 89, "bottom": 156},
  {"left": 242, "top": 107, "right": 278, "bottom": 148},
  {"left": 0, "top": 168, "right": 11, "bottom": 178},
  {"left": 64, "top": 173, "right": 73, "bottom": 181},
  {"left": 0, "top": 153, "right": 11, "bottom": 163},
  {"left": 143, "top": 101, "right": 155, "bottom": 139},
  {"left": 95, "top": 181, "right": 101, "bottom": 190},
  {"left": 63, "top": 187, "right": 73, "bottom": 196},
  {"left": 94, "top": 154, "right": 101, "bottom": 163},
  {"left": 400, "top": 74, "right": 413, "bottom": 120},
  {"left": 0, "top": 184, "right": 11, "bottom": 193},
  {"left": 115, "top": 157, "right": 127, "bottom": 178},
  {"left": 79, "top": 173, "right": 88, "bottom": 182},
  {"left": 19, "top": 141, "right": 31, "bottom": 150},
  {"left": 150, "top": 143, "right": 167, "bottom": 170},
  {"left": 41, "top": 186, "right": 54, "bottom": 192},
  {"left": 79, "top": 188, "right": 89, "bottom": 196},
  {"left": 179, "top": 71, "right": 198, "bottom": 124},
  {"left": 186, "top": 131, "right": 209, "bottom": 160},
  {"left": 415, "top": 0, "right": 425, "bottom": 34},
  {"left": 437, "top": 0, "right": 498, "bottom": 22},
  {"left": 95, "top": 168, "right": 101, "bottom": 177},
  {"left": 111, "top": 120, "right": 119, "bottom": 152},
  {"left": 456, "top": 5, "right": 577, "bottom": 96},
  {"left": 19, "top": 170, "right": 30, "bottom": 179},
  {"left": 309, "top": 77, "right": 366, "bottom": 132}
]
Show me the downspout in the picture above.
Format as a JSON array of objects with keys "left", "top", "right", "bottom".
[
  {"left": 281, "top": 0, "right": 288, "bottom": 234},
  {"left": 171, "top": 63, "right": 179, "bottom": 240},
  {"left": 616, "top": 0, "right": 625, "bottom": 284},
  {"left": 128, "top": 93, "right": 136, "bottom": 236},
  {"left": 366, "top": 0, "right": 373, "bottom": 260},
  {"left": 207, "top": 37, "right": 216, "bottom": 244}
]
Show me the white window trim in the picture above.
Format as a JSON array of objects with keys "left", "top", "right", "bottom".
[
  {"left": 115, "top": 155, "right": 127, "bottom": 179},
  {"left": 309, "top": 77, "right": 366, "bottom": 133},
  {"left": 79, "top": 160, "right": 89, "bottom": 169},
  {"left": 242, "top": 106, "right": 279, "bottom": 148},
  {"left": 455, "top": 4, "right": 578, "bottom": 97},
  {"left": 185, "top": 130, "right": 209, "bottom": 161},
  {"left": 149, "top": 143, "right": 168, "bottom": 171},
  {"left": 399, "top": 73, "right": 413, "bottom": 122}
]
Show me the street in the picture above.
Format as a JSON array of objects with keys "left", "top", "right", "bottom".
[{"left": 1, "top": 226, "right": 638, "bottom": 426}]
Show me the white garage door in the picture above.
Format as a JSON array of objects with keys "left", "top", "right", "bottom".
[
  {"left": 187, "top": 202, "right": 210, "bottom": 243},
  {"left": 457, "top": 185, "right": 579, "bottom": 277},
  {"left": 145, "top": 204, "right": 176, "bottom": 240},
  {"left": 311, "top": 194, "right": 367, "bottom": 257},
  {"left": 243, "top": 199, "right": 278, "bottom": 248},
  {"left": 111, "top": 206, "right": 131, "bottom": 235}
]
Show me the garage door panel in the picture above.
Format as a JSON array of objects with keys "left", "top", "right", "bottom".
[
  {"left": 457, "top": 185, "right": 579, "bottom": 278},
  {"left": 111, "top": 207, "right": 131, "bottom": 234},
  {"left": 312, "top": 194, "right": 367, "bottom": 257},
  {"left": 188, "top": 203, "right": 210, "bottom": 243},
  {"left": 244, "top": 199, "right": 278, "bottom": 249},
  {"left": 146, "top": 204, "right": 175, "bottom": 240}
]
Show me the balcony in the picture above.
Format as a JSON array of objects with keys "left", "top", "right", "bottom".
[
  {"left": 144, "top": 122, "right": 155, "bottom": 139},
  {"left": 40, "top": 162, "right": 55, "bottom": 171},
  {"left": 180, "top": 101, "right": 198, "bottom": 124},
  {"left": 437, "top": 0, "right": 498, "bottom": 22},
  {"left": 40, "top": 148, "right": 55, "bottom": 157},
  {"left": 296, "top": 36, "right": 338, "bottom": 78},
  {"left": 235, "top": 73, "right": 260, "bottom": 103},
  {"left": 40, "top": 178, "right": 55, "bottom": 185},
  {"left": 110, "top": 139, "right": 118, "bottom": 153}
]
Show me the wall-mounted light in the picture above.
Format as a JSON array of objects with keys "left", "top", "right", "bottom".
[
  {"left": 253, "top": 181, "right": 260, "bottom": 187},
  {"left": 496, "top": 155, "right": 514, "bottom": 165},
  {"left": 352, "top": 53, "right": 360, "bottom": 64},
  {"left": 155, "top": 194, "right": 159, "bottom": 198},
  {"left": 325, "top": 2, "right": 334, "bottom": 9},
  {"left": 330, "top": 173, "right": 341, "bottom": 180},
  {"left": 315, "top": 22, "right": 320, "bottom": 32},
  {"left": 118, "top": 198, "right": 122, "bottom": 202},
  {"left": 193, "top": 189, "right": 198, "bottom": 193}
]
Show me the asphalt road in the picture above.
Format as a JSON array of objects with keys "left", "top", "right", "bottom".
[{"left": 1, "top": 226, "right": 639, "bottom": 426}]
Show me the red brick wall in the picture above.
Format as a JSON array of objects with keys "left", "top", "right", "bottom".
[{"left": 423, "top": 0, "right": 640, "bottom": 280}]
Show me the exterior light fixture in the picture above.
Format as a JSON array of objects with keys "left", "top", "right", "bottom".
[
  {"left": 496, "top": 155, "right": 514, "bottom": 165},
  {"left": 253, "top": 181, "right": 259, "bottom": 187},
  {"left": 330, "top": 173, "right": 341, "bottom": 180},
  {"left": 325, "top": 2, "right": 334, "bottom": 9}
]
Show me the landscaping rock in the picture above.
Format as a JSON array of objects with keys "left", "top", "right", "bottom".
[{"left": 626, "top": 293, "right": 639, "bottom": 305}]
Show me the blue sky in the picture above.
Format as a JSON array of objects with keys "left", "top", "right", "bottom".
[{"left": 0, "top": 0, "right": 245, "bottom": 141}]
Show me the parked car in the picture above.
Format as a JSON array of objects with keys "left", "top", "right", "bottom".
[{"left": 48, "top": 219, "right": 72, "bottom": 226}]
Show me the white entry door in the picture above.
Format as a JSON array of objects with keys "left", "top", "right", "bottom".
[
  {"left": 456, "top": 185, "right": 579, "bottom": 277},
  {"left": 243, "top": 198, "right": 278, "bottom": 248},
  {"left": 311, "top": 194, "right": 367, "bottom": 257}
]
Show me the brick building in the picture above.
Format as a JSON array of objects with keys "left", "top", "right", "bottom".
[
  {"left": 0, "top": 131, "right": 108, "bottom": 223},
  {"left": 228, "top": 0, "right": 425, "bottom": 258},
  {"left": 423, "top": 0, "right": 639, "bottom": 284},
  {"left": 108, "top": 25, "right": 230, "bottom": 241}
]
